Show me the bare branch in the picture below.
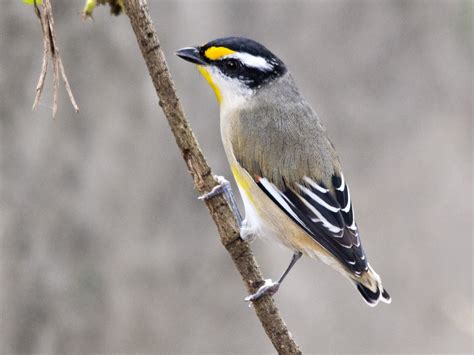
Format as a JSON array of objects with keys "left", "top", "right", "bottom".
[
  {"left": 32, "top": 0, "right": 49, "bottom": 111},
  {"left": 52, "top": 44, "right": 59, "bottom": 117},
  {"left": 122, "top": 0, "right": 302, "bottom": 353},
  {"left": 32, "top": 0, "right": 79, "bottom": 116},
  {"left": 58, "top": 57, "right": 79, "bottom": 112}
]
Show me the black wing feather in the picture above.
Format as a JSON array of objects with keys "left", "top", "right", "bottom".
[{"left": 257, "top": 175, "right": 368, "bottom": 274}]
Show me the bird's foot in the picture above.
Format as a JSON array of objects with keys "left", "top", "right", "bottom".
[
  {"left": 198, "top": 175, "right": 230, "bottom": 200},
  {"left": 245, "top": 279, "right": 280, "bottom": 304},
  {"left": 198, "top": 175, "right": 243, "bottom": 228}
]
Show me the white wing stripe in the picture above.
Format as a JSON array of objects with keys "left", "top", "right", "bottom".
[
  {"left": 298, "top": 195, "right": 343, "bottom": 235},
  {"left": 342, "top": 185, "right": 351, "bottom": 212},
  {"left": 259, "top": 178, "right": 308, "bottom": 228},
  {"left": 336, "top": 173, "right": 345, "bottom": 191},
  {"left": 348, "top": 221, "right": 357, "bottom": 230},
  {"left": 303, "top": 176, "right": 329, "bottom": 193},
  {"left": 339, "top": 243, "right": 353, "bottom": 249},
  {"left": 297, "top": 183, "right": 340, "bottom": 213},
  {"left": 281, "top": 192, "right": 297, "bottom": 207}
]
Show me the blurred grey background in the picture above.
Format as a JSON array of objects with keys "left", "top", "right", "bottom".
[{"left": 0, "top": 0, "right": 472, "bottom": 353}]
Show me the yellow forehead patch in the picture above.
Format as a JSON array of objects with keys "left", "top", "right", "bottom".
[
  {"left": 204, "top": 46, "right": 236, "bottom": 60},
  {"left": 197, "top": 65, "right": 222, "bottom": 104}
]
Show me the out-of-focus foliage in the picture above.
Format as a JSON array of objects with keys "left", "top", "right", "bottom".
[
  {"left": 22, "top": 0, "right": 42, "bottom": 5},
  {"left": 82, "top": 0, "right": 124, "bottom": 18}
]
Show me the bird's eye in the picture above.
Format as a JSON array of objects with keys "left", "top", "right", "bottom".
[{"left": 225, "top": 59, "right": 239, "bottom": 71}]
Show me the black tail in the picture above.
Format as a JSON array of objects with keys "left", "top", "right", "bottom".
[{"left": 356, "top": 282, "right": 391, "bottom": 307}]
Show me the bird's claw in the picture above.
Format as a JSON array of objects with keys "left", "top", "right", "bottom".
[
  {"left": 198, "top": 175, "right": 231, "bottom": 201},
  {"left": 245, "top": 279, "right": 280, "bottom": 304},
  {"left": 198, "top": 175, "right": 243, "bottom": 228}
]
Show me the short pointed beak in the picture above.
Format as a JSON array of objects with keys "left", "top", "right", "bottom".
[{"left": 175, "top": 47, "right": 207, "bottom": 65}]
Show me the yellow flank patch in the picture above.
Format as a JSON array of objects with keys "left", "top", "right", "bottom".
[
  {"left": 231, "top": 165, "right": 255, "bottom": 204},
  {"left": 204, "top": 46, "right": 236, "bottom": 60},
  {"left": 197, "top": 65, "right": 222, "bottom": 104}
]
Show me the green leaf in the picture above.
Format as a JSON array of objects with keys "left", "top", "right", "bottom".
[{"left": 23, "top": 0, "right": 43, "bottom": 5}]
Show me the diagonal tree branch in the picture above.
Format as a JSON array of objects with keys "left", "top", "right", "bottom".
[{"left": 122, "top": 0, "right": 302, "bottom": 353}]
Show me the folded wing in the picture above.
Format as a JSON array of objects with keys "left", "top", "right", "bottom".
[{"left": 256, "top": 174, "right": 368, "bottom": 275}]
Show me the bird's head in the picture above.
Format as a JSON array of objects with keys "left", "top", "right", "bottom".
[{"left": 176, "top": 37, "right": 287, "bottom": 107}]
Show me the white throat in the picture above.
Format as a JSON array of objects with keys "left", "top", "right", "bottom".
[{"left": 206, "top": 66, "right": 254, "bottom": 115}]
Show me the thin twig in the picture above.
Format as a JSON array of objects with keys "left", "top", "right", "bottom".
[
  {"left": 44, "top": 0, "right": 79, "bottom": 114},
  {"left": 122, "top": 0, "right": 302, "bottom": 353},
  {"left": 59, "top": 57, "right": 79, "bottom": 112},
  {"left": 32, "top": 0, "right": 49, "bottom": 112},
  {"left": 31, "top": 0, "right": 79, "bottom": 116},
  {"left": 52, "top": 41, "right": 59, "bottom": 117}
]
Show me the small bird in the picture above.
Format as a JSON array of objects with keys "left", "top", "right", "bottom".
[{"left": 176, "top": 37, "right": 391, "bottom": 307}]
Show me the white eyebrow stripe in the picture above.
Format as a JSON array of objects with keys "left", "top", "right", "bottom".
[{"left": 227, "top": 52, "right": 274, "bottom": 71}]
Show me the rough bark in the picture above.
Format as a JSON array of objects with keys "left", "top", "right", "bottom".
[{"left": 122, "top": 0, "right": 302, "bottom": 353}]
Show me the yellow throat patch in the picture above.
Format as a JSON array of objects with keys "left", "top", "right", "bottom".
[
  {"left": 197, "top": 47, "right": 237, "bottom": 105},
  {"left": 197, "top": 65, "right": 222, "bottom": 104}
]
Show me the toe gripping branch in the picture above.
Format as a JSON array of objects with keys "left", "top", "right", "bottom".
[
  {"left": 245, "top": 251, "right": 303, "bottom": 304},
  {"left": 199, "top": 175, "right": 243, "bottom": 228},
  {"left": 199, "top": 176, "right": 303, "bottom": 305}
]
